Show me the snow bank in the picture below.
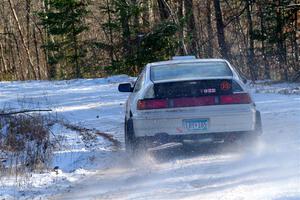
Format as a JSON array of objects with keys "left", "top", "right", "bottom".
[{"left": 249, "top": 80, "right": 300, "bottom": 95}]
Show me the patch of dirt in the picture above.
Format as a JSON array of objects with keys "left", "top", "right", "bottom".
[{"left": 59, "top": 121, "right": 121, "bottom": 149}]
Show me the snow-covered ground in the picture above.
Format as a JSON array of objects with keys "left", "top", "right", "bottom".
[
  {"left": 0, "top": 75, "right": 132, "bottom": 199},
  {"left": 250, "top": 80, "right": 300, "bottom": 95},
  {"left": 0, "top": 77, "right": 299, "bottom": 200}
]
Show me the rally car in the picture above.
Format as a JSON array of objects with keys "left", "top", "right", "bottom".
[{"left": 119, "top": 56, "right": 262, "bottom": 152}]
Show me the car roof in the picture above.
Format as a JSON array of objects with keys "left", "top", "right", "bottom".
[
  {"left": 144, "top": 58, "right": 242, "bottom": 84},
  {"left": 148, "top": 58, "right": 228, "bottom": 67}
]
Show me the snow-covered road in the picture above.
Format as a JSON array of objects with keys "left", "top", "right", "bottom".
[
  {"left": 54, "top": 82, "right": 300, "bottom": 200},
  {"left": 0, "top": 77, "right": 299, "bottom": 199}
]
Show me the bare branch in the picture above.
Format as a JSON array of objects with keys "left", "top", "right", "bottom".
[{"left": 0, "top": 109, "right": 52, "bottom": 116}]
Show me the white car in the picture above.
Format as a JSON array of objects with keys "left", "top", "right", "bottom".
[{"left": 119, "top": 56, "right": 262, "bottom": 152}]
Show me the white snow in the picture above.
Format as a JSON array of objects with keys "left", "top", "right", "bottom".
[
  {"left": 0, "top": 77, "right": 299, "bottom": 200},
  {"left": 0, "top": 75, "right": 132, "bottom": 199},
  {"left": 249, "top": 80, "right": 300, "bottom": 95}
]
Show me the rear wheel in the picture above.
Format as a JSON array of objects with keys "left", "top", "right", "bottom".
[
  {"left": 255, "top": 110, "right": 263, "bottom": 135},
  {"left": 224, "top": 111, "right": 262, "bottom": 150},
  {"left": 125, "top": 118, "right": 136, "bottom": 154},
  {"left": 239, "top": 111, "right": 263, "bottom": 147}
]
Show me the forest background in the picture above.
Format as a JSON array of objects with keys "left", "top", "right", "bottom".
[{"left": 0, "top": 0, "right": 299, "bottom": 81}]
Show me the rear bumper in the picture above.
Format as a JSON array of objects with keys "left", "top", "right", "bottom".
[
  {"left": 132, "top": 105, "right": 257, "bottom": 137},
  {"left": 135, "top": 131, "right": 257, "bottom": 146}
]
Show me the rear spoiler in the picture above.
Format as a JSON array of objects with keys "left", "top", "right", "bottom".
[{"left": 152, "top": 76, "right": 234, "bottom": 84}]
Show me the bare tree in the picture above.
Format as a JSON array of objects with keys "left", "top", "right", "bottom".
[{"left": 8, "top": 0, "right": 37, "bottom": 79}]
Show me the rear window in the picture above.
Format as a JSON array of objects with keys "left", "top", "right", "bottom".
[{"left": 151, "top": 62, "right": 233, "bottom": 81}]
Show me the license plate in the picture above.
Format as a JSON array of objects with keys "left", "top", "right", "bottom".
[{"left": 183, "top": 119, "right": 209, "bottom": 131}]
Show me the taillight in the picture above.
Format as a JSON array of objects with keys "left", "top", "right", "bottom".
[
  {"left": 220, "top": 93, "right": 252, "bottom": 105},
  {"left": 137, "top": 97, "right": 215, "bottom": 110},
  {"left": 137, "top": 99, "right": 168, "bottom": 110},
  {"left": 173, "top": 96, "right": 215, "bottom": 108},
  {"left": 137, "top": 93, "right": 252, "bottom": 110}
]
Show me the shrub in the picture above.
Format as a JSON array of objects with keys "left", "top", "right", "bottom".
[{"left": 0, "top": 112, "right": 53, "bottom": 174}]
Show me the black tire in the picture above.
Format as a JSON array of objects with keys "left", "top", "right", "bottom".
[
  {"left": 125, "top": 118, "right": 136, "bottom": 154},
  {"left": 255, "top": 110, "right": 263, "bottom": 135},
  {"left": 239, "top": 111, "right": 262, "bottom": 147},
  {"left": 228, "top": 111, "right": 262, "bottom": 149}
]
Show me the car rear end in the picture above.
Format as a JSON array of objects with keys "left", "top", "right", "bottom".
[{"left": 132, "top": 60, "right": 261, "bottom": 146}]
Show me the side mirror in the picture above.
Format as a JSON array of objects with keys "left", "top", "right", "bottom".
[{"left": 118, "top": 83, "right": 133, "bottom": 92}]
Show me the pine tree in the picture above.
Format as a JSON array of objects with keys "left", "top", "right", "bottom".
[
  {"left": 100, "top": 0, "right": 178, "bottom": 75},
  {"left": 253, "top": 0, "right": 298, "bottom": 80},
  {"left": 39, "top": 0, "right": 89, "bottom": 79}
]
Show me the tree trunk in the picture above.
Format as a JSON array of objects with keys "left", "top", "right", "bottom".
[
  {"left": 0, "top": 41, "right": 8, "bottom": 73},
  {"left": 142, "top": 0, "right": 150, "bottom": 26},
  {"left": 275, "top": 0, "right": 288, "bottom": 80},
  {"left": 213, "top": 0, "right": 231, "bottom": 60},
  {"left": 205, "top": 0, "right": 214, "bottom": 57},
  {"left": 26, "top": 0, "right": 32, "bottom": 78},
  {"left": 177, "top": 0, "right": 184, "bottom": 55},
  {"left": 33, "top": 25, "right": 41, "bottom": 79},
  {"left": 120, "top": 2, "right": 131, "bottom": 73},
  {"left": 12, "top": 33, "right": 25, "bottom": 80},
  {"left": 8, "top": 0, "right": 37, "bottom": 80},
  {"left": 26, "top": 0, "right": 30, "bottom": 49},
  {"left": 258, "top": 3, "right": 270, "bottom": 79},
  {"left": 246, "top": 0, "right": 257, "bottom": 81},
  {"left": 106, "top": 0, "right": 115, "bottom": 67},
  {"left": 157, "top": 0, "right": 170, "bottom": 20},
  {"left": 72, "top": 24, "right": 81, "bottom": 79},
  {"left": 294, "top": 11, "right": 299, "bottom": 62},
  {"left": 184, "top": 0, "right": 198, "bottom": 55},
  {"left": 41, "top": 0, "right": 51, "bottom": 79}
]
